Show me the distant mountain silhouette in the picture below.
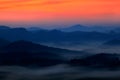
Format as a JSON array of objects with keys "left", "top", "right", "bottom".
[
  {"left": 103, "top": 39, "right": 120, "bottom": 46},
  {"left": 60, "top": 24, "right": 115, "bottom": 32},
  {"left": 26, "top": 27, "right": 47, "bottom": 32},
  {"left": 60, "top": 24, "right": 88, "bottom": 32},
  {"left": 113, "top": 27, "right": 120, "bottom": 33},
  {"left": 70, "top": 53, "right": 120, "bottom": 68},
  {"left": 0, "top": 25, "right": 11, "bottom": 30},
  {"left": 0, "top": 27, "right": 32, "bottom": 41},
  {"left": 0, "top": 26, "right": 112, "bottom": 43},
  {"left": 0, "top": 25, "right": 120, "bottom": 44}
]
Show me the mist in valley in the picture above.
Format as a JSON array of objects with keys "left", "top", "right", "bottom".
[{"left": 0, "top": 26, "right": 120, "bottom": 80}]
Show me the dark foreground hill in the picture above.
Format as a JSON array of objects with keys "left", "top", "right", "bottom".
[
  {"left": 70, "top": 53, "right": 120, "bottom": 68},
  {"left": 0, "top": 40, "right": 83, "bottom": 67},
  {"left": 0, "top": 40, "right": 64, "bottom": 67},
  {"left": 0, "top": 38, "right": 10, "bottom": 47}
]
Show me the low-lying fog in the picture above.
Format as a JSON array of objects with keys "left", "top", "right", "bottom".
[
  {"left": 1, "top": 65, "right": 120, "bottom": 80},
  {"left": 0, "top": 41, "right": 119, "bottom": 80},
  {"left": 40, "top": 41, "right": 120, "bottom": 54},
  {"left": 39, "top": 41, "right": 102, "bottom": 51}
]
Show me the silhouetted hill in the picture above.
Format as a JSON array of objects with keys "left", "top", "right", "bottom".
[
  {"left": 103, "top": 39, "right": 120, "bottom": 46},
  {"left": 113, "top": 27, "right": 120, "bottom": 33},
  {"left": 0, "top": 40, "right": 83, "bottom": 67},
  {"left": 34, "top": 30, "right": 112, "bottom": 43},
  {"left": 60, "top": 24, "right": 116, "bottom": 32},
  {"left": 70, "top": 53, "right": 120, "bottom": 68},
  {"left": 0, "top": 38, "right": 10, "bottom": 47},
  {"left": 0, "top": 25, "right": 120, "bottom": 44},
  {"left": 60, "top": 24, "right": 87, "bottom": 32},
  {"left": 0, "top": 27, "right": 32, "bottom": 41},
  {"left": 2, "top": 40, "right": 63, "bottom": 53},
  {"left": 26, "top": 27, "right": 47, "bottom": 32},
  {"left": 0, "top": 25, "right": 11, "bottom": 29},
  {"left": 0, "top": 40, "right": 66, "bottom": 67}
]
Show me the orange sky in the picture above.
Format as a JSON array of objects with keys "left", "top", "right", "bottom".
[{"left": 0, "top": 0, "right": 120, "bottom": 27}]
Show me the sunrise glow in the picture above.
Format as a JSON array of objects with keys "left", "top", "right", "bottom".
[{"left": 0, "top": 0, "right": 120, "bottom": 27}]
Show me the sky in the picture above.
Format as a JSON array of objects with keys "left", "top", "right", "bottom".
[{"left": 0, "top": 0, "right": 120, "bottom": 28}]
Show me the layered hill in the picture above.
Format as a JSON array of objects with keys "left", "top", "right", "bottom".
[
  {"left": 70, "top": 53, "right": 120, "bottom": 68},
  {"left": 0, "top": 40, "right": 83, "bottom": 67}
]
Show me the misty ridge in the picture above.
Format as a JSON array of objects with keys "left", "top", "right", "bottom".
[
  {"left": 1, "top": 24, "right": 120, "bottom": 80},
  {"left": 0, "top": 24, "right": 120, "bottom": 51}
]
